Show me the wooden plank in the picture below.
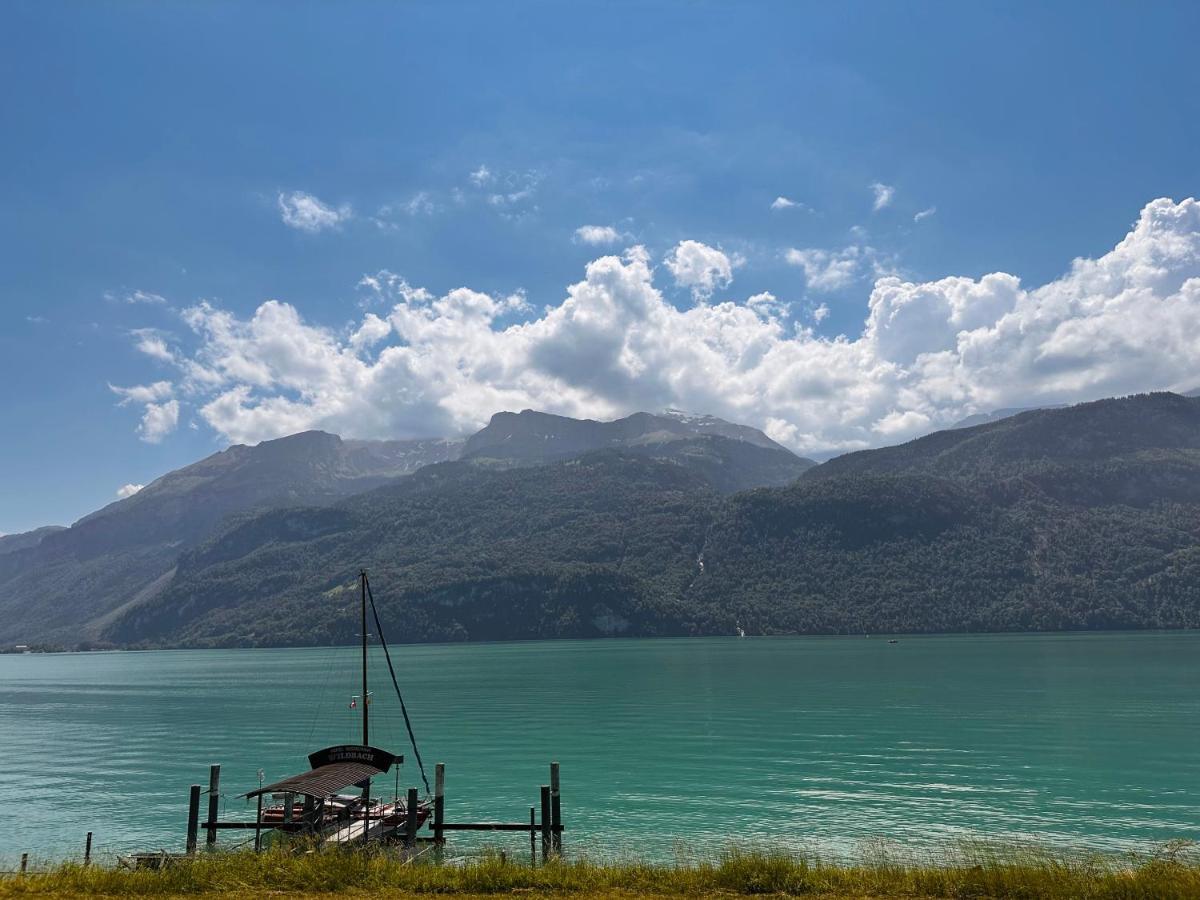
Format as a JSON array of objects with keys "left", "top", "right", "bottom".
[{"left": 437, "top": 822, "right": 538, "bottom": 832}]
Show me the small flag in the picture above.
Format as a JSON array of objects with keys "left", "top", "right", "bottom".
[{"left": 350, "top": 695, "right": 358, "bottom": 709}]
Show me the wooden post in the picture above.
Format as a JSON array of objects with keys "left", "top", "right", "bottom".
[
  {"left": 20, "top": 853, "right": 28, "bottom": 874},
  {"left": 529, "top": 806, "right": 536, "bottom": 863},
  {"left": 550, "top": 762, "right": 562, "bottom": 854},
  {"left": 539, "top": 785, "right": 551, "bottom": 863},
  {"left": 254, "top": 793, "right": 264, "bottom": 852},
  {"left": 405, "top": 787, "right": 419, "bottom": 847},
  {"left": 283, "top": 792, "right": 294, "bottom": 825},
  {"left": 206, "top": 764, "right": 220, "bottom": 847},
  {"left": 84, "top": 832, "right": 93, "bottom": 866},
  {"left": 433, "top": 763, "right": 445, "bottom": 844},
  {"left": 185, "top": 784, "right": 201, "bottom": 855},
  {"left": 362, "top": 779, "right": 371, "bottom": 847}
]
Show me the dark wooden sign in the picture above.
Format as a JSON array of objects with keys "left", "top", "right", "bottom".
[{"left": 307, "top": 744, "right": 401, "bottom": 772}]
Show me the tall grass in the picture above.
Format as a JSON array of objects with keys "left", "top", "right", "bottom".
[{"left": 2, "top": 842, "right": 1198, "bottom": 897}]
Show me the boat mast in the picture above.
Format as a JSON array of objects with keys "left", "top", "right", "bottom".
[{"left": 360, "top": 570, "right": 369, "bottom": 747}]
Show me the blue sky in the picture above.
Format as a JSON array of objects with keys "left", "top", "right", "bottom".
[{"left": 3, "top": 1, "right": 1200, "bottom": 534}]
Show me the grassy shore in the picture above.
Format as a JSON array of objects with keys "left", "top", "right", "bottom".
[{"left": 2, "top": 844, "right": 1199, "bottom": 898}]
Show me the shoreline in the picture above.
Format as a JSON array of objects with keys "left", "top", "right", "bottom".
[{"left": 2, "top": 845, "right": 1198, "bottom": 898}]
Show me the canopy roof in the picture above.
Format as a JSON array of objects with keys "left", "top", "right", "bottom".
[
  {"left": 244, "top": 745, "right": 401, "bottom": 800},
  {"left": 246, "top": 761, "right": 384, "bottom": 800}
]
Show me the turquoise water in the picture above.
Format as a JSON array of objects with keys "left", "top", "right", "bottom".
[{"left": 0, "top": 633, "right": 1197, "bottom": 865}]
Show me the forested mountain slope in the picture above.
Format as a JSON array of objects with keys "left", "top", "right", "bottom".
[
  {"left": 106, "top": 452, "right": 720, "bottom": 646},
  {"left": 0, "top": 409, "right": 809, "bottom": 646},
  {"left": 102, "top": 394, "right": 1200, "bottom": 647},
  {"left": 0, "top": 431, "right": 461, "bottom": 645},
  {"left": 809, "top": 393, "right": 1200, "bottom": 481}
]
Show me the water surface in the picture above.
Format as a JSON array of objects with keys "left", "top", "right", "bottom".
[{"left": 0, "top": 632, "right": 1196, "bottom": 864}]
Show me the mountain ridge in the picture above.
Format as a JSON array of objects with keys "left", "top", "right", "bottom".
[
  {"left": 97, "top": 392, "right": 1200, "bottom": 647},
  {"left": 0, "top": 409, "right": 810, "bottom": 645}
]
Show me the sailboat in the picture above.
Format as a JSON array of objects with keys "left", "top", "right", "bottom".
[{"left": 246, "top": 571, "right": 432, "bottom": 845}]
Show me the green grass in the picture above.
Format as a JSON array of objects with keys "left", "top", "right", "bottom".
[{"left": 2, "top": 842, "right": 1199, "bottom": 898}]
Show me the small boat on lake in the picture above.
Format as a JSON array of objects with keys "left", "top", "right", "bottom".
[{"left": 244, "top": 571, "right": 432, "bottom": 846}]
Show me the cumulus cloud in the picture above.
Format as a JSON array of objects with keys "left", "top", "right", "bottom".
[
  {"left": 110, "top": 381, "right": 179, "bottom": 443},
  {"left": 468, "top": 165, "right": 492, "bottom": 186},
  {"left": 139, "top": 400, "right": 179, "bottom": 443},
  {"left": 914, "top": 206, "right": 937, "bottom": 223},
  {"left": 785, "top": 245, "right": 881, "bottom": 292},
  {"left": 277, "top": 191, "right": 352, "bottom": 233},
  {"left": 116, "top": 483, "right": 144, "bottom": 499},
  {"left": 664, "top": 240, "right": 739, "bottom": 299},
  {"left": 871, "top": 182, "right": 895, "bottom": 211},
  {"left": 574, "top": 225, "right": 623, "bottom": 245},
  {"left": 116, "top": 198, "right": 1200, "bottom": 457}
]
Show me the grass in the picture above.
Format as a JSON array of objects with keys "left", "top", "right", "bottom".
[{"left": 2, "top": 842, "right": 1199, "bottom": 898}]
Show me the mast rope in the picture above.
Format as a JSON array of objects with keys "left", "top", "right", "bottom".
[{"left": 365, "top": 575, "right": 432, "bottom": 797}]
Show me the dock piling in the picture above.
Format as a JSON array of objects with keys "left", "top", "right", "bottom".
[
  {"left": 253, "top": 793, "right": 263, "bottom": 853},
  {"left": 539, "top": 785, "right": 551, "bottom": 862},
  {"left": 550, "top": 762, "right": 562, "bottom": 854},
  {"left": 433, "top": 763, "right": 445, "bottom": 844},
  {"left": 206, "top": 764, "right": 220, "bottom": 847},
  {"left": 529, "top": 806, "right": 536, "bottom": 861},
  {"left": 20, "top": 853, "right": 27, "bottom": 874},
  {"left": 84, "top": 832, "right": 93, "bottom": 866},
  {"left": 405, "top": 787, "right": 419, "bottom": 847},
  {"left": 185, "top": 784, "right": 202, "bottom": 855}
]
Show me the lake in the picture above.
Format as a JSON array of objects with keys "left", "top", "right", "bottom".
[{"left": 0, "top": 632, "right": 1197, "bottom": 865}]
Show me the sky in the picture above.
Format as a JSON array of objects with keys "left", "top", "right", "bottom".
[{"left": 2, "top": 1, "right": 1199, "bottom": 534}]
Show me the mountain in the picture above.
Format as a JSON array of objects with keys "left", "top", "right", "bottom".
[
  {"left": 0, "top": 431, "right": 462, "bottom": 646},
  {"left": 98, "top": 393, "right": 1200, "bottom": 647},
  {"left": 0, "top": 409, "right": 811, "bottom": 646},
  {"left": 105, "top": 452, "right": 720, "bottom": 647},
  {"left": 461, "top": 409, "right": 812, "bottom": 492},
  {"left": 949, "top": 405, "right": 1057, "bottom": 429},
  {"left": 0, "top": 526, "right": 66, "bottom": 556},
  {"left": 463, "top": 409, "right": 796, "bottom": 462},
  {"left": 808, "top": 393, "right": 1200, "bottom": 481}
]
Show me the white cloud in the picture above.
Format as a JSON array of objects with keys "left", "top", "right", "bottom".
[
  {"left": 770, "top": 196, "right": 805, "bottom": 211},
  {"left": 664, "top": 240, "right": 739, "bottom": 299},
  {"left": 871, "top": 182, "right": 895, "bottom": 212},
  {"left": 812, "top": 303, "right": 830, "bottom": 323},
  {"left": 116, "top": 483, "right": 144, "bottom": 499},
  {"left": 110, "top": 381, "right": 179, "bottom": 443},
  {"left": 574, "top": 225, "right": 623, "bottom": 245},
  {"left": 785, "top": 246, "right": 876, "bottom": 292},
  {"left": 110, "top": 381, "right": 174, "bottom": 405},
  {"left": 132, "top": 329, "right": 175, "bottom": 363},
  {"left": 110, "top": 289, "right": 168, "bottom": 305},
  {"left": 469, "top": 165, "right": 492, "bottom": 186},
  {"left": 277, "top": 191, "right": 352, "bottom": 233},
  {"left": 116, "top": 198, "right": 1200, "bottom": 458},
  {"left": 914, "top": 206, "right": 937, "bottom": 223},
  {"left": 139, "top": 400, "right": 179, "bottom": 443}
]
